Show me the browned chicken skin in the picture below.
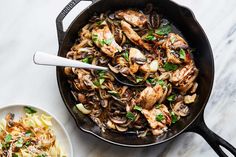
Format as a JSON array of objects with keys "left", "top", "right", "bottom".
[
  {"left": 116, "top": 10, "right": 147, "bottom": 28},
  {"left": 92, "top": 22, "right": 122, "bottom": 57},
  {"left": 142, "top": 104, "right": 171, "bottom": 135},
  {"left": 121, "top": 20, "right": 152, "bottom": 51},
  {"left": 137, "top": 84, "right": 163, "bottom": 110}
]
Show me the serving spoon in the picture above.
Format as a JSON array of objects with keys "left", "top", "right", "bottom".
[{"left": 33, "top": 51, "right": 144, "bottom": 87}]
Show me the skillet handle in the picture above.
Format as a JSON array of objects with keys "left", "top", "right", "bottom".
[
  {"left": 56, "top": 0, "right": 95, "bottom": 46},
  {"left": 187, "top": 113, "right": 236, "bottom": 157}
]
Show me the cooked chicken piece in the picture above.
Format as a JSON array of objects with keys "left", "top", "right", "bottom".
[
  {"left": 129, "top": 48, "right": 146, "bottom": 74},
  {"left": 170, "top": 61, "right": 198, "bottom": 93},
  {"left": 184, "top": 94, "right": 197, "bottom": 104},
  {"left": 166, "top": 49, "right": 182, "bottom": 64},
  {"left": 162, "top": 33, "right": 188, "bottom": 50},
  {"left": 92, "top": 22, "right": 122, "bottom": 57},
  {"left": 162, "top": 33, "right": 190, "bottom": 63},
  {"left": 137, "top": 84, "right": 163, "bottom": 110},
  {"left": 116, "top": 10, "right": 147, "bottom": 28},
  {"left": 190, "top": 82, "right": 198, "bottom": 93},
  {"left": 171, "top": 101, "right": 189, "bottom": 116},
  {"left": 121, "top": 20, "right": 151, "bottom": 51},
  {"left": 142, "top": 104, "right": 171, "bottom": 135}
]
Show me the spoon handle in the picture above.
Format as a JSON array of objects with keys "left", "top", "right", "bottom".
[{"left": 33, "top": 51, "right": 108, "bottom": 71}]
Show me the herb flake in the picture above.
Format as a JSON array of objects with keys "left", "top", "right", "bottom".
[
  {"left": 126, "top": 112, "right": 136, "bottom": 121},
  {"left": 122, "top": 50, "right": 129, "bottom": 61},
  {"left": 24, "top": 107, "right": 37, "bottom": 114},
  {"left": 167, "top": 94, "right": 176, "bottom": 102},
  {"left": 179, "top": 49, "right": 186, "bottom": 60},
  {"left": 134, "top": 105, "right": 142, "bottom": 111},
  {"left": 171, "top": 111, "right": 179, "bottom": 124},
  {"left": 163, "top": 62, "right": 178, "bottom": 71},
  {"left": 155, "top": 24, "right": 172, "bottom": 35},
  {"left": 5, "top": 134, "right": 12, "bottom": 143},
  {"left": 156, "top": 113, "right": 164, "bottom": 122}
]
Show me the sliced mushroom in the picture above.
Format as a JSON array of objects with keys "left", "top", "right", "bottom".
[
  {"left": 109, "top": 115, "right": 127, "bottom": 124},
  {"left": 106, "top": 119, "right": 116, "bottom": 129},
  {"left": 184, "top": 94, "right": 197, "bottom": 104},
  {"left": 115, "top": 125, "right": 128, "bottom": 132},
  {"left": 190, "top": 82, "right": 198, "bottom": 93},
  {"left": 171, "top": 101, "right": 189, "bottom": 117}
]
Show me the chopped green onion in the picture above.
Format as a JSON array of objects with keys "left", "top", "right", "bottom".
[
  {"left": 171, "top": 111, "right": 178, "bottom": 124},
  {"left": 134, "top": 105, "right": 142, "bottom": 111},
  {"left": 126, "top": 112, "right": 136, "bottom": 121},
  {"left": 179, "top": 48, "right": 186, "bottom": 60},
  {"left": 5, "top": 134, "right": 12, "bottom": 143},
  {"left": 167, "top": 94, "right": 176, "bottom": 102},
  {"left": 122, "top": 50, "right": 129, "bottom": 61},
  {"left": 93, "top": 80, "right": 100, "bottom": 87},
  {"left": 155, "top": 24, "right": 172, "bottom": 35},
  {"left": 156, "top": 113, "right": 164, "bottom": 122},
  {"left": 24, "top": 107, "right": 37, "bottom": 114},
  {"left": 163, "top": 62, "right": 178, "bottom": 71}
]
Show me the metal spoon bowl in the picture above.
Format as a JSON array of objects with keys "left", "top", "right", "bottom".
[{"left": 33, "top": 51, "right": 145, "bottom": 87}]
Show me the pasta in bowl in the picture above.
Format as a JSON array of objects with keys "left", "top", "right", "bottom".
[{"left": 0, "top": 105, "right": 72, "bottom": 157}]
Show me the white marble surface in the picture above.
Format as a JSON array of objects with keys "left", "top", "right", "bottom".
[{"left": 0, "top": 0, "right": 236, "bottom": 156}]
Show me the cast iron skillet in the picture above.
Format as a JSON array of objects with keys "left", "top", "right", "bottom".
[{"left": 56, "top": 0, "right": 236, "bottom": 156}]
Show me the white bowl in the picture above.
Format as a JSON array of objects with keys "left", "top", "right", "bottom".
[{"left": 0, "top": 104, "right": 73, "bottom": 157}]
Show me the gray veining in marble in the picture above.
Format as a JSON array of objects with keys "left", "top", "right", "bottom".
[{"left": 0, "top": 0, "right": 236, "bottom": 156}]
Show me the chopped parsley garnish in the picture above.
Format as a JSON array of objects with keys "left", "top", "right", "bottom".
[
  {"left": 92, "top": 34, "right": 99, "bottom": 42},
  {"left": 81, "top": 57, "right": 91, "bottom": 63},
  {"left": 24, "top": 107, "right": 37, "bottom": 114},
  {"left": 156, "top": 103, "right": 161, "bottom": 109},
  {"left": 156, "top": 113, "right": 164, "bottom": 122},
  {"left": 163, "top": 62, "right": 178, "bottom": 71},
  {"left": 108, "top": 90, "right": 120, "bottom": 98},
  {"left": 167, "top": 94, "right": 176, "bottom": 102},
  {"left": 179, "top": 48, "right": 186, "bottom": 60},
  {"left": 134, "top": 105, "right": 142, "bottom": 111},
  {"left": 136, "top": 77, "right": 143, "bottom": 83},
  {"left": 155, "top": 24, "right": 172, "bottom": 35},
  {"left": 145, "top": 35, "right": 156, "bottom": 41},
  {"left": 126, "top": 112, "right": 136, "bottom": 121},
  {"left": 15, "top": 138, "right": 23, "bottom": 148},
  {"left": 171, "top": 111, "right": 178, "bottom": 124},
  {"left": 170, "top": 36, "right": 176, "bottom": 43},
  {"left": 5, "top": 134, "right": 12, "bottom": 143},
  {"left": 12, "top": 154, "right": 18, "bottom": 157},
  {"left": 96, "top": 20, "right": 103, "bottom": 25},
  {"left": 122, "top": 50, "right": 129, "bottom": 61},
  {"left": 25, "top": 130, "right": 32, "bottom": 137},
  {"left": 156, "top": 80, "right": 165, "bottom": 86}
]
